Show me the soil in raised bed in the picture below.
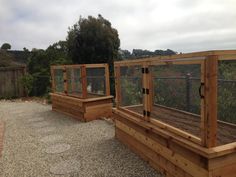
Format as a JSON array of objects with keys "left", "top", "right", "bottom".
[
  {"left": 127, "top": 105, "right": 236, "bottom": 145},
  {"left": 67, "top": 92, "right": 105, "bottom": 98}
]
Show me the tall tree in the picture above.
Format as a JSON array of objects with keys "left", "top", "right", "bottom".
[
  {"left": 67, "top": 14, "right": 120, "bottom": 64},
  {"left": 1, "top": 43, "right": 11, "bottom": 50},
  {"left": 67, "top": 15, "right": 120, "bottom": 95},
  {"left": 27, "top": 41, "right": 71, "bottom": 96}
]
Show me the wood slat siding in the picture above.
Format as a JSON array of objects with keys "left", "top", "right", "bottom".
[
  {"left": 0, "top": 66, "right": 26, "bottom": 98},
  {"left": 51, "top": 93, "right": 113, "bottom": 122},
  {"left": 114, "top": 109, "right": 236, "bottom": 177}
]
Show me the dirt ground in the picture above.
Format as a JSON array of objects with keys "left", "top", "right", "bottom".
[{"left": 128, "top": 105, "right": 236, "bottom": 145}]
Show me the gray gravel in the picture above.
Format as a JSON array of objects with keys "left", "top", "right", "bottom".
[
  {"left": 44, "top": 143, "right": 71, "bottom": 154},
  {"left": 0, "top": 100, "right": 163, "bottom": 177}
]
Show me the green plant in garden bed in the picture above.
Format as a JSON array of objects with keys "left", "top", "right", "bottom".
[{"left": 20, "top": 74, "right": 34, "bottom": 97}]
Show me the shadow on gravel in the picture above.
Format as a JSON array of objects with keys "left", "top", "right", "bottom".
[{"left": 36, "top": 110, "right": 81, "bottom": 126}]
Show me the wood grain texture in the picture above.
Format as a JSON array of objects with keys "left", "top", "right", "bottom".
[
  {"left": 114, "top": 50, "right": 236, "bottom": 67},
  {"left": 114, "top": 110, "right": 236, "bottom": 177},
  {"left": 0, "top": 66, "right": 26, "bottom": 98},
  {"left": 51, "top": 93, "right": 113, "bottom": 122},
  {"left": 113, "top": 50, "right": 236, "bottom": 177},
  {"left": 203, "top": 56, "right": 218, "bottom": 148}
]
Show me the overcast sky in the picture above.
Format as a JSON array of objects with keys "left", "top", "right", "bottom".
[{"left": 0, "top": 0, "right": 236, "bottom": 53}]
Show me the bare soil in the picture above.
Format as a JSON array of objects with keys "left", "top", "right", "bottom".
[{"left": 127, "top": 105, "right": 236, "bottom": 145}]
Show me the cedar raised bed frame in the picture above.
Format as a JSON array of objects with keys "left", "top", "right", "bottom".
[
  {"left": 50, "top": 63, "right": 113, "bottom": 122},
  {"left": 113, "top": 50, "right": 236, "bottom": 177}
]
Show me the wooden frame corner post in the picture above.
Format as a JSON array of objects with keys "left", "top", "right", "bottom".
[
  {"left": 50, "top": 66, "right": 55, "bottom": 93},
  {"left": 115, "top": 66, "right": 121, "bottom": 108},
  {"left": 81, "top": 65, "right": 87, "bottom": 99},
  {"left": 63, "top": 66, "right": 68, "bottom": 95},
  {"left": 142, "top": 63, "right": 151, "bottom": 121},
  {"left": 202, "top": 55, "right": 218, "bottom": 148},
  {"left": 105, "top": 64, "right": 110, "bottom": 96}
]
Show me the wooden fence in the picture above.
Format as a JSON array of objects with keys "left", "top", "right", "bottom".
[{"left": 0, "top": 66, "right": 26, "bottom": 98}]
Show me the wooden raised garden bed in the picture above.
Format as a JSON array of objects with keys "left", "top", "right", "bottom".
[
  {"left": 50, "top": 63, "right": 113, "bottom": 122},
  {"left": 113, "top": 50, "right": 236, "bottom": 177}
]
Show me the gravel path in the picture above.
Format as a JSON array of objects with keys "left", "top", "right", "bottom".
[{"left": 0, "top": 100, "right": 162, "bottom": 177}]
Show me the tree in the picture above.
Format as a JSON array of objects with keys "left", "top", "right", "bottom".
[
  {"left": 27, "top": 41, "right": 72, "bottom": 96},
  {"left": 1, "top": 43, "right": 11, "bottom": 50},
  {"left": 154, "top": 49, "right": 176, "bottom": 56},
  {"left": 67, "top": 14, "right": 120, "bottom": 64},
  {"left": 67, "top": 14, "right": 120, "bottom": 95},
  {"left": 23, "top": 47, "right": 29, "bottom": 52},
  {"left": 118, "top": 49, "right": 132, "bottom": 60},
  {"left": 132, "top": 49, "right": 153, "bottom": 58},
  {"left": 0, "top": 50, "right": 17, "bottom": 67}
]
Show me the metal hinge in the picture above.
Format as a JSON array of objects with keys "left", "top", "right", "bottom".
[
  {"left": 142, "top": 88, "right": 149, "bottom": 94},
  {"left": 142, "top": 67, "right": 149, "bottom": 74},
  {"left": 143, "top": 110, "right": 151, "bottom": 117}
]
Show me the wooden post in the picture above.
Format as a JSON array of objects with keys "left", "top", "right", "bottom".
[
  {"left": 22, "top": 66, "right": 27, "bottom": 97},
  {"left": 50, "top": 66, "right": 55, "bottom": 93},
  {"left": 200, "top": 62, "right": 205, "bottom": 147},
  {"left": 142, "top": 63, "right": 151, "bottom": 121},
  {"left": 105, "top": 64, "right": 110, "bottom": 96},
  {"left": 148, "top": 66, "right": 153, "bottom": 113},
  {"left": 115, "top": 66, "right": 121, "bottom": 108},
  {"left": 63, "top": 66, "right": 68, "bottom": 95},
  {"left": 202, "top": 55, "right": 218, "bottom": 148},
  {"left": 81, "top": 65, "right": 87, "bottom": 99}
]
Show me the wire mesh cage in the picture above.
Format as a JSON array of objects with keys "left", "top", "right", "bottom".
[
  {"left": 150, "top": 63, "right": 202, "bottom": 137},
  {"left": 218, "top": 60, "right": 236, "bottom": 124},
  {"left": 66, "top": 67, "right": 82, "bottom": 96},
  {"left": 119, "top": 65, "right": 143, "bottom": 115},
  {"left": 51, "top": 64, "right": 110, "bottom": 99},
  {"left": 113, "top": 52, "right": 236, "bottom": 177},
  {"left": 86, "top": 67, "right": 106, "bottom": 98},
  {"left": 54, "top": 69, "right": 64, "bottom": 93},
  {"left": 151, "top": 64, "right": 201, "bottom": 114}
]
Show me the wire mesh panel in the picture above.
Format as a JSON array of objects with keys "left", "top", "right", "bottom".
[
  {"left": 150, "top": 63, "right": 202, "bottom": 137},
  {"left": 54, "top": 69, "right": 64, "bottom": 93},
  {"left": 218, "top": 60, "right": 236, "bottom": 124},
  {"left": 120, "top": 65, "right": 143, "bottom": 115},
  {"left": 86, "top": 67, "right": 106, "bottom": 98},
  {"left": 66, "top": 67, "right": 82, "bottom": 97}
]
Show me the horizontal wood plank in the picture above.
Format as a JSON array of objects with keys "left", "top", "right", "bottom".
[{"left": 115, "top": 120, "right": 209, "bottom": 177}]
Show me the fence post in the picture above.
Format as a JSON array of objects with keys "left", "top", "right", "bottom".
[
  {"left": 142, "top": 63, "right": 151, "bottom": 122},
  {"left": 63, "top": 66, "right": 68, "bottom": 95},
  {"left": 23, "top": 66, "right": 27, "bottom": 97},
  {"left": 115, "top": 66, "right": 121, "bottom": 108},
  {"left": 50, "top": 66, "right": 55, "bottom": 93},
  {"left": 105, "top": 64, "right": 110, "bottom": 96},
  {"left": 202, "top": 55, "right": 218, "bottom": 148}
]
